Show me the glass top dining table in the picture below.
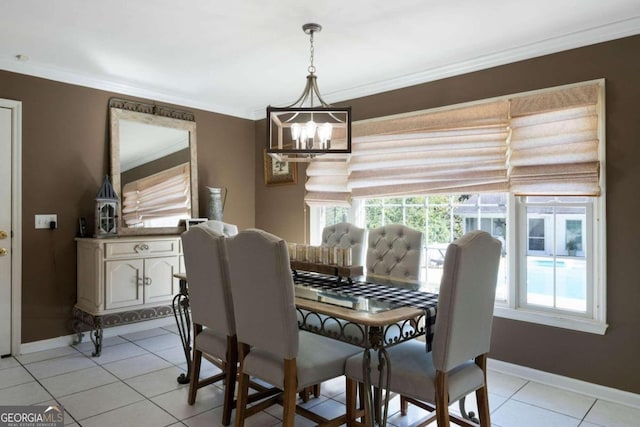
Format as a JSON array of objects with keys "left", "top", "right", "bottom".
[{"left": 172, "top": 269, "right": 439, "bottom": 426}]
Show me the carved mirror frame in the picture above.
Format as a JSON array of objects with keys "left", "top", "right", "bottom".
[{"left": 109, "top": 98, "right": 199, "bottom": 236}]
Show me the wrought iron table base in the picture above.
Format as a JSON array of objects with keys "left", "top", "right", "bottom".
[{"left": 173, "top": 278, "right": 192, "bottom": 384}]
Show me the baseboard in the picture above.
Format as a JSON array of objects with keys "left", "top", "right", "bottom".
[
  {"left": 488, "top": 358, "right": 640, "bottom": 410},
  {"left": 19, "top": 316, "right": 177, "bottom": 355}
]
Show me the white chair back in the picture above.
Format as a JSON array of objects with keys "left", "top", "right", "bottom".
[
  {"left": 227, "top": 229, "right": 299, "bottom": 360},
  {"left": 366, "top": 224, "right": 422, "bottom": 280},
  {"left": 181, "top": 225, "right": 235, "bottom": 337},
  {"left": 432, "top": 230, "right": 502, "bottom": 372},
  {"left": 321, "top": 222, "right": 366, "bottom": 266},
  {"left": 200, "top": 219, "right": 238, "bottom": 237}
]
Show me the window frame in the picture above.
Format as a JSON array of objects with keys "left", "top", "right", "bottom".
[{"left": 308, "top": 79, "right": 607, "bottom": 334}]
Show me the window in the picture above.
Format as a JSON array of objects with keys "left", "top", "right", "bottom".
[
  {"left": 306, "top": 80, "right": 606, "bottom": 334},
  {"left": 528, "top": 218, "right": 545, "bottom": 252}
]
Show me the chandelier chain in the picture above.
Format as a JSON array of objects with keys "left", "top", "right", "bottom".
[{"left": 308, "top": 29, "right": 316, "bottom": 75}]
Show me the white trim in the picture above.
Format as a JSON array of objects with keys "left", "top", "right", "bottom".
[
  {"left": 0, "top": 99, "right": 22, "bottom": 357},
  {"left": 494, "top": 306, "right": 607, "bottom": 335},
  {"left": 19, "top": 316, "right": 176, "bottom": 355},
  {"left": 488, "top": 358, "right": 640, "bottom": 410}
]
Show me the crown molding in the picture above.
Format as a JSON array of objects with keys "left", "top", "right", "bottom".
[
  {"left": 2, "top": 16, "right": 638, "bottom": 121},
  {"left": 0, "top": 58, "right": 254, "bottom": 120}
]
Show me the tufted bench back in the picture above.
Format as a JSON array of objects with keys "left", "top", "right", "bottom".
[
  {"left": 321, "top": 222, "right": 366, "bottom": 266},
  {"left": 366, "top": 224, "right": 422, "bottom": 280}
]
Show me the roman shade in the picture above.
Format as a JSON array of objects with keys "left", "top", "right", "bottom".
[
  {"left": 509, "top": 83, "right": 601, "bottom": 195},
  {"left": 304, "top": 80, "right": 602, "bottom": 205},
  {"left": 122, "top": 163, "right": 191, "bottom": 226}
]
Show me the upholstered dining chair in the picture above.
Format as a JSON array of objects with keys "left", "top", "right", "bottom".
[
  {"left": 182, "top": 223, "right": 276, "bottom": 426},
  {"left": 297, "top": 221, "right": 366, "bottom": 402},
  {"left": 226, "top": 229, "right": 362, "bottom": 427},
  {"left": 181, "top": 225, "right": 237, "bottom": 425},
  {"left": 321, "top": 222, "right": 366, "bottom": 266},
  {"left": 345, "top": 230, "right": 502, "bottom": 426},
  {"left": 366, "top": 224, "right": 423, "bottom": 280},
  {"left": 200, "top": 219, "right": 238, "bottom": 237}
]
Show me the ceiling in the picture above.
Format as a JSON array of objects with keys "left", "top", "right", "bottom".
[{"left": 1, "top": 0, "right": 639, "bottom": 120}]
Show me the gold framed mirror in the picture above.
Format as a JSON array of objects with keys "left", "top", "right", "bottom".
[{"left": 109, "top": 99, "right": 198, "bottom": 235}]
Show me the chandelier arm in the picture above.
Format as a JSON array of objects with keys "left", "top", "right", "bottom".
[
  {"left": 310, "top": 77, "right": 334, "bottom": 108},
  {"left": 283, "top": 75, "right": 314, "bottom": 109}
]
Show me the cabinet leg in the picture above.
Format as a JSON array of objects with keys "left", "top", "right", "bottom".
[{"left": 90, "top": 321, "right": 103, "bottom": 357}]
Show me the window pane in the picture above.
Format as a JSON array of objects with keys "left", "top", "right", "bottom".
[
  {"left": 406, "top": 196, "right": 425, "bottom": 205},
  {"left": 405, "top": 206, "right": 425, "bottom": 232},
  {"left": 365, "top": 206, "right": 382, "bottom": 229},
  {"left": 324, "top": 207, "right": 349, "bottom": 225},
  {"left": 524, "top": 202, "right": 588, "bottom": 313},
  {"left": 428, "top": 205, "right": 452, "bottom": 244},
  {"left": 384, "top": 205, "right": 403, "bottom": 224}
]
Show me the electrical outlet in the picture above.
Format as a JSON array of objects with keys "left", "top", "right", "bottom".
[{"left": 35, "top": 214, "right": 57, "bottom": 229}]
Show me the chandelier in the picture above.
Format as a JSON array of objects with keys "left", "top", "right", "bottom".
[{"left": 266, "top": 23, "right": 351, "bottom": 162}]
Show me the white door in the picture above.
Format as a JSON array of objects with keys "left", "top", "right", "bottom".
[{"left": 0, "top": 107, "right": 12, "bottom": 356}]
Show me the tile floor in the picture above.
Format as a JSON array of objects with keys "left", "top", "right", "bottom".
[{"left": 1, "top": 325, "right": 639, "bottom": 427}]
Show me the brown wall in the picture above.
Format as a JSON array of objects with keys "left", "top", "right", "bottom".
[
  {"left": 0, "top": 70, "right": 255, "bottom": 343},
  {"left": 254, "top": 35, "right": 640, "bottom": 393}
]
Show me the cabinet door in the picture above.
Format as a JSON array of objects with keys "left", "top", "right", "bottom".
[
  {"left": 105, "top": 259, "right": 144, "bottom": 309},
  {"left": 144, "top": 256, "right": 179, "bottom": 305}
]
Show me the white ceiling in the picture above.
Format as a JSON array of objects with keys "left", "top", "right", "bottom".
[{"left": 1, "top": 0, "right": 639, "bottom": 120}]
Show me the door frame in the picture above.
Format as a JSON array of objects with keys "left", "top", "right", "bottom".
[{"left": 1, "top": 99, "right": 22, "bottom": 355}]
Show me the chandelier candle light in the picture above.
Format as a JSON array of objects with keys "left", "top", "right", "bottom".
[{"left": 267, "top": 23, "right": 351, "bottom": 162}]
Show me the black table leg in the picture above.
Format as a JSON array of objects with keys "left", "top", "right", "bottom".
[{"left": 173, "top": 278, "right": 191, "bottom": 384}]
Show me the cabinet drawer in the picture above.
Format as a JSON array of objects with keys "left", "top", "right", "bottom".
[{"left": 105, "top": 240, "right": 179, "bottom": 258}]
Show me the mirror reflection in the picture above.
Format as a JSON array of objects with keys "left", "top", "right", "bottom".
[{"left": 110, "top": 101, "right": 198, "bottom": 235}]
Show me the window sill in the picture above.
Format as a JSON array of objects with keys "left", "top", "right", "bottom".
[{"left": 494, "top": 306, "right": 608, "bottom": 335}]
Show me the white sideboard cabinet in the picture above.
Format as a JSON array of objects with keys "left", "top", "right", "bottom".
[{"left": 74, "top": 236, "right": 183, "bottom": 356}]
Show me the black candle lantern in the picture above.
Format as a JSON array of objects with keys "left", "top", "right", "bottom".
[{"left": 95, "top": 175, "right": 119, "bottom": 237}]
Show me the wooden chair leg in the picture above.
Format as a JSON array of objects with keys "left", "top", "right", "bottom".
[
  {"left": 221, "top": 336, "right": 238, "bottom": 426},
  {"left": 188, "top": 348, "right": 202, "bottom": 405},
  {"left": 312, "top": 383, "right": 321, "bottom": 397},
  {"left": 400, "top": 395, "right": 409, "bottom": 415},
  {"left": 188, "top": 324, "right": 203, "bottom": 405},
  {"left": 346, "top": 378, "right": 358, "bottom": 426},
  {"left": 435, "top": 370, "right": 450, "bottom": 426},
  {"left": 298, "top": 386, "right": 312, "bottom": 402},
  {"left": 282, "top": 359, "right": 298, "bottom": 427},
  {"left": 234, "top": 343, "right": 251, "bottom": 427},
  {"left": 475, "top": 354, "right": 491, "bottom": 426}
]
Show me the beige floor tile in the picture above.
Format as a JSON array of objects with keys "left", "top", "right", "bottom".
[
  {"left": 58, "top": 381, "right": 145, "bottom": 421},
  {"left": 0, "top": 365, "right": 34, "bottom": 389},
  {"left": 125, "top": 366, "right": 188, "bottom": 398},
  {"left": 512, "top": 381, "right": 596, "bottom": 419},
  {"left": 492, "top": 399, "right": 581, "bottom": 427},
  {"left": 16, "top": 346, "right": 79, "bottom": 365},
  {"left": 23, "top": 354, "right": 97, "bottom": 379},
  {"left": 39, "top": 365, "right": 119, "bottom": 398},
  {"left": 0, "top": 381, "right": 53, "bottom": 405},
  {"left": 102, "top": 353, "right": 173, "bottom": 380},
  {"left": 79, "top": 399, "right": 178, "bottom": 427},
  {"left": 151, "top": 383, "right": 226, "bottom": 420},
  {"left": 584, "top": 399, "right": 640, "bottom": 427}
]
